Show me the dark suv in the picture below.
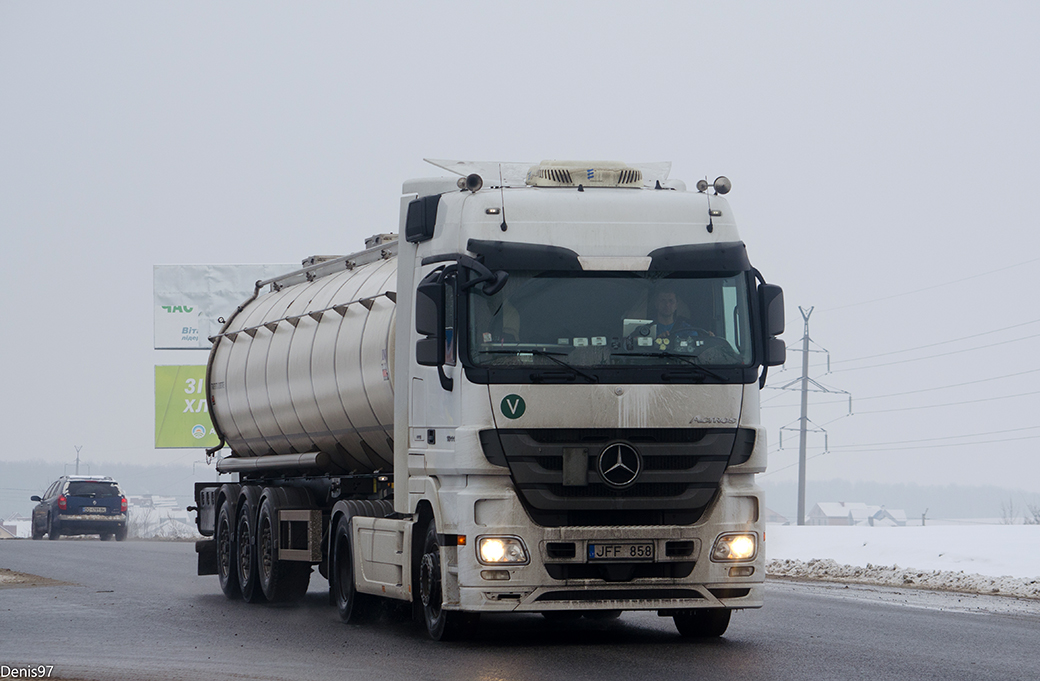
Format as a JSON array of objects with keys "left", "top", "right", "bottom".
[{"left": 31, "top": 476, "right": 128, "bottom": 541}]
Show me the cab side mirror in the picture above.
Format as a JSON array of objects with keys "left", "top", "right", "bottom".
[
  {"left": 415, "top": 277, "right": 445, "bottom": 367},
  {"left": 759, "top": 284, "right": 785, "bottom": 337},
  {"left": 759, "top": 284, "right": 786, "bottom": 367}
]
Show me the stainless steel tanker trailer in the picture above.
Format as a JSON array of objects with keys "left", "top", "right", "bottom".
[{"left": 191, "top": 159, "right": 786, "bottom": 640}]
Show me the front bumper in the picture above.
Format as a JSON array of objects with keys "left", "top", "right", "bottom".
[{"left": 439, "top": 475, "right": 765, "bottom": 613}]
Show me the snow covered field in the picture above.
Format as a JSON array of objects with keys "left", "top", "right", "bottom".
[{"left": 766, "top": 525, "right": 1040, "bottom": 599}]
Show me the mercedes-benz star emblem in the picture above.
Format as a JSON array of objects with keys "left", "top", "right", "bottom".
[{"left": 597, "top": 442, "right": 642, "bottom": 489}]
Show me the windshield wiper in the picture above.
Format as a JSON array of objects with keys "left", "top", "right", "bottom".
[
  {"left": 611, "top": 351, "right": 727, "bottom": 382},
  {"left": 479, "top": 348, "right": 598, "bottom": 383}
]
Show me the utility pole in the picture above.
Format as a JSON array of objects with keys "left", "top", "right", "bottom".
[
  {"left": 797, "top": 308, "right": 812, "bottom": 527},
  {"left": 75, "top": 445, "right": 82, "bottom": 475},
  {"left": 774, "top": 306, "right": 851, "bottom": 526}
]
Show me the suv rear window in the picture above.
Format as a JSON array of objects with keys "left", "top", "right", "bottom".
[{"left": 67, "top": 481, "right": 120, "bottom": 497}]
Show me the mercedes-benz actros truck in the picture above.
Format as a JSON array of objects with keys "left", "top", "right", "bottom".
[{"left": 191, "top": 159, "right": 785, "bottom": 640}]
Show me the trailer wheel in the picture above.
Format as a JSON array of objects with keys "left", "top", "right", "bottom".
[
  {"left": 216, "top": 498, "right": 240, "bottom": 599},
  {"left": 419, "top": 518, "right": 478, "bottom": 641},
  {"left": 235, "top": 490, "right": 266, "bottom": 603},
  {"left": 257, "top": 495, "right": 311, "bottom": 603},
  {"left": 333, "top": 519, "right": 376, "bottom": 623},
  {"left": 673, "top": 608, "right": 731, "bottom": 638}
]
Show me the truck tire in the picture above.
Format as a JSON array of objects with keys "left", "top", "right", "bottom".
[
  {"left": 216, "top": 498, "right": 240, "bottom": 599},
  {"left": 333, "top": 518, "right": 377, "bottom": 623},
  {"left": 673, "top": 608, "right": 731, "bottom": 638},
  {"left": 257, "top": 494, "right": 311, "bottom": 603},
  {"left": 235, "top": 488, "right": 266, "bottom": 603},
  {"left": 419, "top": 518, "right": 478, "bottom": 641}
]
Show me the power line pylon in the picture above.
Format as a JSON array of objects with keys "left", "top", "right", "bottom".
[{"left": 775, "top": 307, "right": 851, "bottom": 525}]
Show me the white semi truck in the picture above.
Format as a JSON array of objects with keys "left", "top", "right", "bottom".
[{"left": 192, "top": 159, "right": 785, "bottom": 640}]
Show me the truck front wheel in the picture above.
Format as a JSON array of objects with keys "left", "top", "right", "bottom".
[
  {"left": 419, "top": 519, "right": 477, "bottom": 641},
  {"left": 673, "top": 608, "right": 731, "bottom": 638},
  {"left": 333, "top": 519, "right": 376, "bottom": 623}
]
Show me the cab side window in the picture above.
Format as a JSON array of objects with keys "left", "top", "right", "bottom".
[{"left": 444, "top": 273, "right": 457, "bottom": 366}]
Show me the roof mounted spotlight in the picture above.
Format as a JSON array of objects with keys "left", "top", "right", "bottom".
[
  {"left": 457, "top": 173, "right": 483, "bottom": 193},
  {"left": 695, "top": 176, "right": 733, "bottom": 195}
]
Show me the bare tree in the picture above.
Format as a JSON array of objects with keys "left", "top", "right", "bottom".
[
  {"left": 999, "top": 497, "right": 1018, "bottom": 525},
  {"left": 1025, "top": 504, "right": 1040, "bottom": 526},
  {"left": 127, "top": 507, "right": 157, "bottom": 538}
]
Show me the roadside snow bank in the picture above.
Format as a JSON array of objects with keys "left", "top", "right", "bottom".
[
  {"left": 765, "top": 525, "right": 1040, "bottom": 599},
  {"left": 767, "top": 558, "right": 1040, "bottom": 599}
]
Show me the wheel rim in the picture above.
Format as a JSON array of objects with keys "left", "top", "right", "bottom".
[
  {"left": 259, "top": 517, "right": 273, "bottom": 582},
  {"left": 218, "top": 516, "right": 232, "bottom": 579},
  {"left": 336, "top": 530, "right": 352, "bottom": 605},
  {"left": 238, "top": 515, "right": 251, "bottom": 579},
  {"left": 420, "top": 549, "right": 442, "bottom": 617}
]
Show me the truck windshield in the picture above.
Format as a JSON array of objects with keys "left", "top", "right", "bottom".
[{"left": 467, "top": 271, "right": 754, "bottom": 372}]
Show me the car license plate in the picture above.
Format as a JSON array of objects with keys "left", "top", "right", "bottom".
[
  {"left": 588, "top": 542, "right": 654, "bottom": 561},
  {"left": 82, "top": 507, "right": 107, "bottom": 514}
]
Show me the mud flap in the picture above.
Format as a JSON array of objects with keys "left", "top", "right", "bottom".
[{"left": 196, "top": 539, "right": 218, "bottom": 576}]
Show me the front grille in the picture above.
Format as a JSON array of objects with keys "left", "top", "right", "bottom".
[
  {"left": 480, "top": 428, "right": 753, "bottom": 527},
  {"left": 546, "top": 482, "right": 692, "bottom": 498},
  {"left": 534, "top": 588, "right": 704, "bottom": 602},
  {"left": 545, "top": 562, "right": 696, "bottom": 581}
]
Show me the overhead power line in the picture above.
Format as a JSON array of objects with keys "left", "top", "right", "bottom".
[
  {"left": 823, "top": 424, "right": 1040, "bottom": 449},
  {"left": 829, "top": 318, "right": 1040, "bottom": 365},
  {"left": 850, "top": 389, "right": 1040, "bottom": 414},
  {"left": 764, "top": 367, "right": 1040, "bottom": 409},
  {"left": 762, "top": 433, "right": 1040, "bottom": 476},
  {"left": 819, "top": 256, "right": 1040, "bottom": 313},
  {"left": 826, "top": 332, "right": 1040, "bottom": 373}
]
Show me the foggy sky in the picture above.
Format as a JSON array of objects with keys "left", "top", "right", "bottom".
[{"left": 2, "top": 2, "right": 1038, "bottom": 494}]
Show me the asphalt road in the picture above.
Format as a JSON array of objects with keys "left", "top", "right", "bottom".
[{"left": 1, "top": 540, "right": 1037, "bottom": 681}]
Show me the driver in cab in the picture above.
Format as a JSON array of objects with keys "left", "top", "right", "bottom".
[{"left": 649, "top": 287, "right": 712, "bottom": 349}]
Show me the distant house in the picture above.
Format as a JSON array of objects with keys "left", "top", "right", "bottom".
[
  {"left": 764, "top": 507, "right": 789, "bottom": 525},
  {"left": 808, "top": 502, "right": 907, "bottom": 527},
  {"left": 2, "top": 514, "right": 32, "bottom": 539}
]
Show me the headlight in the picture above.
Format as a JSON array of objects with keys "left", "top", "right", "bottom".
[
  {"left": 477, "top": 536, "right": 529, "bottom": 565},
  {"left": 711, "top": 533, "right": 757, "bottom": 562}
]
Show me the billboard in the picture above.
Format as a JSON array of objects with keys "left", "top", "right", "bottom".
[
  {"left": 154, "top": 264, "right": 294, "bottom": 349},
  {"left": 155, "top": 365, "right": 220, "bottom": 448}
]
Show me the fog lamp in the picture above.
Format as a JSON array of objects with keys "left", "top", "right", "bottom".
[
  {"left": 711, "top": 533, "right": 757, "bottom": 562},
  {"left": 477, "top": 536, "right": 529, "bottom": 565}
]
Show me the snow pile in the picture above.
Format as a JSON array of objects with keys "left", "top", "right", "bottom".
[
  {"left": 768, "top": 558, "right": 1040, "bottom": 599},
  {"left": 765, "top": 525, "right": 1040, "bottom": 599}
]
